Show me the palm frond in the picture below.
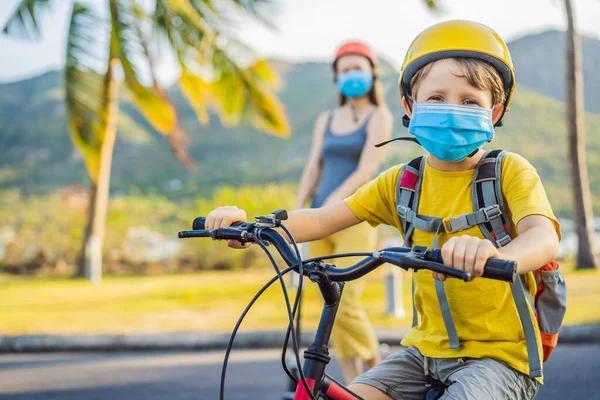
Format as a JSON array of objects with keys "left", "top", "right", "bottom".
[
  {"left": 2, "top": 0, "right": 53, "bottom": 39},
  {"left": 109, "top": 0, "right": 176, "bottom": 133},
  {"left": 179, "top": 66, "right": 211, "bottom": 125},
  {"left": 65, "top": 2, "right": 110, "bottom": 182},
  {"left": 422, "top": 0, "right": 440, "bottom": 8},
  {"left": 227, "top": 0, "right": 274, "bottom": 28},
  {"left": 209, "top": 46, "right": 289, "bottom": 137},
  {"left": 132, "top": 1, "right": 196, "bottom": 170},
  {"left": 155, "top": 0, "right": 289, "bottom": 136},
  {"left": 188, "top": 0, "right": 222, "bottom": 32},
  {"left": 158, "top": 0, "right": 218, "bottom": 59}
]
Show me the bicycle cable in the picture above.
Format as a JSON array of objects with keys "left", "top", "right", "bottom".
[
  {"left": 279, "top": 250, "right": 380, "bottom": 385},
  {"left": 252, "top": 235, "right": 318, "bottom": 400},
  {"left": 219, "top": 235, "right": 375, "bottom": 399},
  {"left": 302, "top": 252, "right": 374, "bottom": 263},
  {"left": 279, "top": 224, "right": 306, "bottom": 386},
  {"left": 219, "top": 264, "right": 295, "bottom": 400}
]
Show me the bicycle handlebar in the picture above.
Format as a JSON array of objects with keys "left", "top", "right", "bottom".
[{"left": 179, "top": 217, "right": 517, "bottom": 283}]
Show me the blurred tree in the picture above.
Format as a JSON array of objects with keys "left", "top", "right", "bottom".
[
  {"left": 2, "top": 0, "right": 290, "bottom": 280},
  {"left": 562, "top": 0, "right": 597, "bottom": 269}
]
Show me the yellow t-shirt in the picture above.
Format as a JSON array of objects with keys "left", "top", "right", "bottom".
[{"left": 345, "top": 152, "right": 560, "bottom": 381}]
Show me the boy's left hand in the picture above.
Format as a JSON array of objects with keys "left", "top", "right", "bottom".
[{"left": 437, "top": 235, "right": 500, "bottom": 281}]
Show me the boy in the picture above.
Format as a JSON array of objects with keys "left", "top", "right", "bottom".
[{"left": 205, "top": 20, "right": 561, "bottom": 400}]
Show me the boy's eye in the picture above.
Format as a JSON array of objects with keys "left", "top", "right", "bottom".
[
  {"left": 463, "top": 99, "right": 480, "bottom": 106},
  {"left": 427, "top": 95, "right": 444, "bottom": 102}
]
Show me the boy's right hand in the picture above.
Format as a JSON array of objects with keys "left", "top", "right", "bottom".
[{"left": 205, "top": 206, "right": 250, "bottom": 249}]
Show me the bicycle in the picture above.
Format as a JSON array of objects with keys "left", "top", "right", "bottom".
[{"left": 178, "top": 209, "right": 517, "bottom": 400}]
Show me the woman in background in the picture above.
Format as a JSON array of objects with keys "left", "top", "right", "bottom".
[{"left": 294, "top": 41, "right": 393, "bottom": 383}]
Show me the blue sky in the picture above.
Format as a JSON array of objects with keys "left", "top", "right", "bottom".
[{"left": 1, "top": 0, "right": 600, "bottom": 83}]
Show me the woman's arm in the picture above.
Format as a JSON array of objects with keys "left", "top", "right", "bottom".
[
  {"left": 321, "top": 107, "right": 393, "bottom": 207},
  {"left": 294, "top": 112, "right": 329, "bottom": 209}
]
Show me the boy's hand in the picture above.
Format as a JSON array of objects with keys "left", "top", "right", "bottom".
[
  {"left": 205, "top": 206, "right": 250, "bottom": 249},
  {"left": 437, "top": 235, "right": 500, "bottom": 281}
]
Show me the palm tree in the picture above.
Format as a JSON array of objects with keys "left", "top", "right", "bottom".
[
  {"left": 3, "top": 0, "right": 290, "bottom": 280},
  {"left": 563, "top": 0, "right": 598, "bottom": 269}
]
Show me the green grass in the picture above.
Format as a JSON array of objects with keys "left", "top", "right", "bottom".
[{"left": 1, "top": 263, "right": 598, "bottom": 335}]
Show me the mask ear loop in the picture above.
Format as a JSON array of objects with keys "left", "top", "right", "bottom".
[
  {"left": 375, "top": 136, "right": 420, "bottom": 147},
  {"left": 376, "top": 99, "right": 419, "bottom": 147}
]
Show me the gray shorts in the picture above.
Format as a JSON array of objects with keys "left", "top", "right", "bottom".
[{"left": 352, "top": 346, "right": 540, "bottom": 400}]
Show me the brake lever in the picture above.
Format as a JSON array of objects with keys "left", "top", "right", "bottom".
[{"left": 255, "top": 209, "right": 289, "bottom": 228}]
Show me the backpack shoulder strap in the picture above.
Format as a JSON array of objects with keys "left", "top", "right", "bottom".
[
  {"left": 396, "top": 156, "right": 426, "bottom": 247},
  {"left": 396, "top": 156, "right": 425, "bottom": 330},
  {"left": 472, "top": 149, "right": 512, "bottom": 248},
  {"left": 474, "top": 150, "right": 543, "bottom": 378}
]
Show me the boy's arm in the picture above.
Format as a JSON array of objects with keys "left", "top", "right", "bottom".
[
  {"left": 206, "top": 165, "right": 401, "bottom": 248},
  {"left": 284, "top": 201, "right": 362, "bottom": 242},
  {"left": 205, "top": 201, "right": 361, "bottom": 248},
  {"left": 439, "top": 215, "right": 560, "bottom": 280},
  {"left": 439, "top": 153, "right": 561, "bottom": 280},
  {"left": 498, "top": 214, "right": 560, "bottom": 274}
]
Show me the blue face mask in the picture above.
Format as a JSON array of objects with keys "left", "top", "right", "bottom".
[
  {"left": 336, "top": 70, "right": 373, "bottom": 98},
  {"left": 408, "top": 103, "right": 495, "bottom": 162}
]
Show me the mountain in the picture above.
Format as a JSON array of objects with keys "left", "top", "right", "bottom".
[
  {"left": 508, "top": 30, "right": 600, "bottom": 113},
  {"left": 0, "top": 30, "right": 599, "bottom": 217}
]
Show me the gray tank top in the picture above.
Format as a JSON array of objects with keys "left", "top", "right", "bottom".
[{"left": 311, "top": 110, "right": 373, "bottom": 208}]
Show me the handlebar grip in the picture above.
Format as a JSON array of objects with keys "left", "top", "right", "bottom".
[
  {"left": 480, "top": 258, "right": 517, "bottom": 282},
  {"left": 213, "top": 227, "right": 246, "bottom": 241},
  {"left": 192, "top": 217, "right": 206, "bottom": 230},
  {"left": 192, "top": 217, "right": 246, "bottom": 231},
  {"left": 426, "top": 249, "right": 517, "bottom": 282},
  {"left": 178, "top": 230, "right": 211, "bottom": 238}
]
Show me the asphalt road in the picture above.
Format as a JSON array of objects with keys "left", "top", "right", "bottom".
[{"left": 0, "top": 344, "right": 598, "bottom": 399}]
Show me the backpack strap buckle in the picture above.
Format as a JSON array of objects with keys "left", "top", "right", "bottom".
[
  {"left": 442, "top": 217, "right": 454, "bottom": 233},
  {"left": 482, "top": 205, "right": 502, "bottom": 221},
  {"left": 496, "top": 234, "right": 512, "bottom": 247},
  {"left": 397, "top": 205, "right": 409, "bottom": 220},
  {"left": 441, "top": 205, "right": 502, "bottom": 234}
]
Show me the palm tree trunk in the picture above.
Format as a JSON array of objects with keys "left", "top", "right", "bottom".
[
  {"left": 564, "top": 0, "right": 598, "bottom": 269},
  {"left": 75, "top": 55, "right": 120, "bottom": 279},
  {"left": 75, "top": 181, "right": 96, "bottom": 277}
]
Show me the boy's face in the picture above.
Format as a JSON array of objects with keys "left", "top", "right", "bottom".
[{"left": 402, "top": 59, "right": 505, "bottom": 125}]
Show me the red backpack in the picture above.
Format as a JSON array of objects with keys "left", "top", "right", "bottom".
[{"left": 396, "top": 150, "right": 567, "bottom": 378}]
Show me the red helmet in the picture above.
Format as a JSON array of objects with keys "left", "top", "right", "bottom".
[{"left": 334, "top": 41, "right": 378, "bottom": 66}]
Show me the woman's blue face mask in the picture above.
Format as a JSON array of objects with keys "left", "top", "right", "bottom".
[
  {"left": 336, "top": 70, "right": 373, "bottom": 98},
  {"left": 408, "top": 103, "right": 495, "bottom": 162}
]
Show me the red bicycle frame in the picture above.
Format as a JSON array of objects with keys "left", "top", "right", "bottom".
[{"left": 294, "top": 375, "right": 361, "bottom": 400}]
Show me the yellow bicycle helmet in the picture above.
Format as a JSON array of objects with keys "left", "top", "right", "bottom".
[{"left": 399, "top": 20, "right": 515, "bottom": 126}]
